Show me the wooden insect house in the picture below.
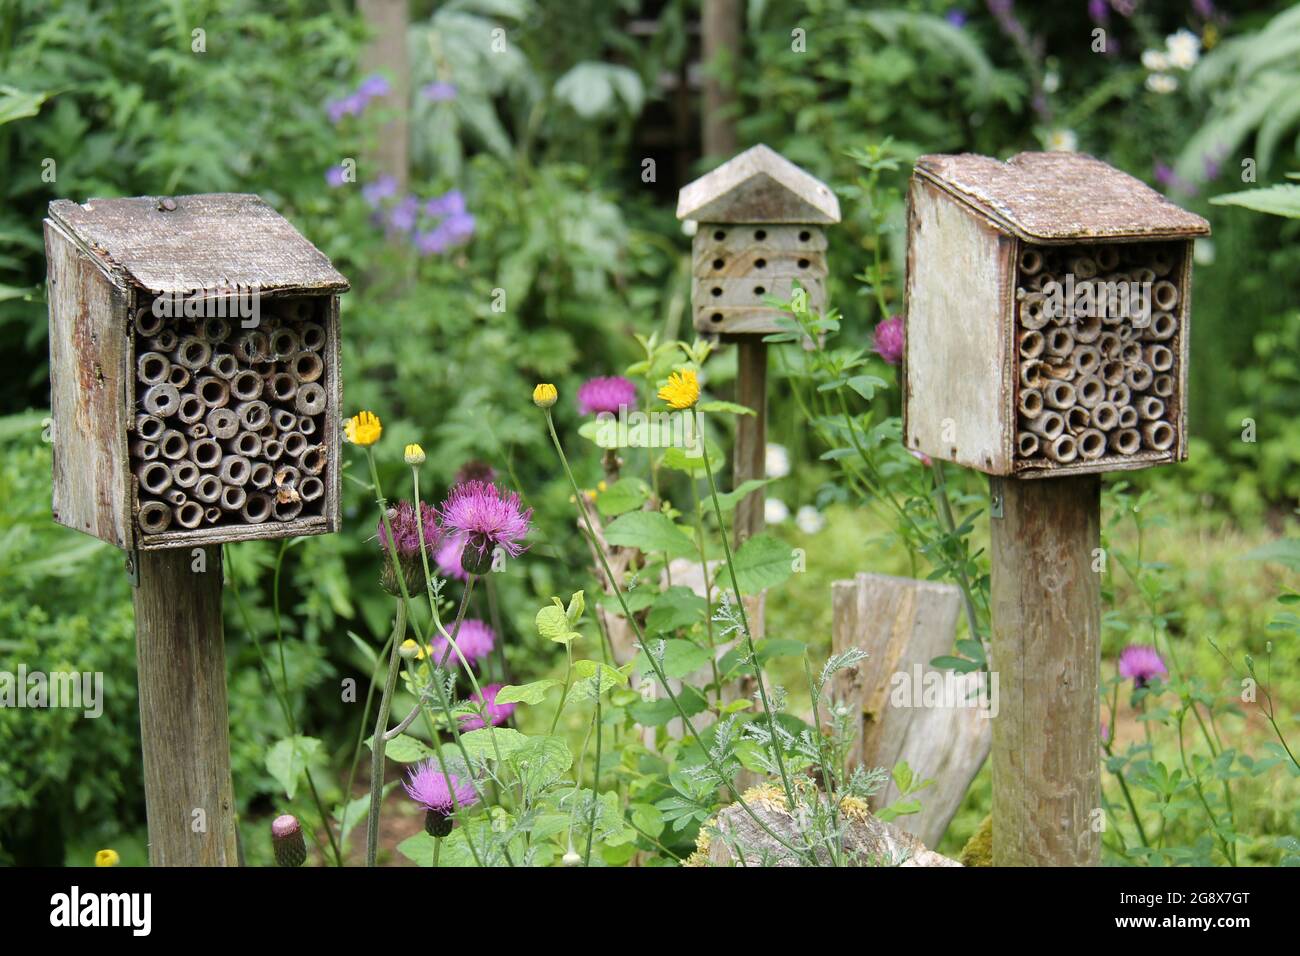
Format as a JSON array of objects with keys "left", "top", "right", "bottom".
[
  {"left": 903, "top": 151, "right": 1209, "bottom": 477},
  {"left": 677, "top": 144, "right": 840, "bottom": 337},
  {"left": 45, "top": 193, "right": 349, "bottom": 551}
]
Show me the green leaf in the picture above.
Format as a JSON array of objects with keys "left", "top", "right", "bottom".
[
  {"left": 397, "top": 831, "right": 437, "bottom": 866},
  {"left": 0, "top": 85, "right": 50, "bottom": 127},
  {"left": 711, "top": 478, "right": 772, "bottom": 514},
  {"left": 495, "top": 678, "right": 563, "bottom": 705},
  {"left": 1241, "top": 538, "right": 1300, "bottom": 571},
  {"left": 698, "top": 399, "right": 756, "bottom": 416},
  {"left": 719, "top": 532, "right": 795, "bottom": 593},
  {"left": 565, "top": 590, "right": 586, "bottom": 626},
  {"left": 628, "top": 684, "right": 708, "bottom": 726},
  {"left": 603, "top": 510, "right": 696, "bottom": 558},
  {"left": 507, "top": 735, "right": 572, "bottom": 796},
  {"left": 536, "top": 604, "right": 581, "bottom": 644},
  {"left": 570, "top": 660, "right": 632, "bottom": 701},
  {"left": 635, "top": 638, "right": 712, "bottom": 680},
  {"left": 646, "top": 586, "right": 707, "bottom": 634},
  {"left": 846, "top": 374, "right": 889, "bottom": 401},
  {"left": 660, "top": 438, "right": 725, "bottom": 475},
  {"left": 1210, "top": 183, "right": 1300, "bottom": 219},
  {"left": 458, "top": 726, "right": 528, "bottom": 763},
  {"left": 595, "top": 478, "right": 650, "bottom": 516},
  {"left": 756, "top": 638, "right": 807, "bottom": 663},
  {"left": 381, "top": 733, "right": 437, "bottom": 763},
  {"left": 266, "top": 736, "right": 323, "bottom": 800},
  {"left": 553, "top": 62, "right": 644, "bottom": 118}
]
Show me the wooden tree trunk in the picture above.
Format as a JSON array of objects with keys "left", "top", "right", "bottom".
[
  {"left": 359, "top": 0, "right": 410, "bottom": 197},
  {"left": 133, "top": 546, "right": 238, "bottom": 866},
  {"left": 701, "top": 0, "right": 741, "bottom": 159},
  {"left": 989, "top": 475, "right": 1101, "bottom": 866}
]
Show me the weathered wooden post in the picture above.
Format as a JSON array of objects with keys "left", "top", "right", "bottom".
[
  {"left": 903, "top": 152, "right": 1208, "bottom": 865},
  {"left": 45, "top": 194, "right": 348, "bottom": 865}
]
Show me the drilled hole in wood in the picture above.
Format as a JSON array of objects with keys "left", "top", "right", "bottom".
[
  {"left": 711, "top": 287, "right": 722, "bottom": 297},
  {"left": 754, "top": 229, "right": 766, "bottom": 240},
  {"left": 798, "top": 258, "right": 810, "bottom": 269},
  {"left": 753, "top": 286, "right": 766, "bottom": 296},
  {"left": 712, "top": 258, "right": 724, "bottom": 269},
  {"left": 713, "top": 229, "right": 726, "bottom": 241},
  {"left": 755, "top": 258, "right": 767, "bottom": 269},
  {"left": 710, "top": 313, "right": 722, "bottom": 323},
  {"left": 798, "top": 230, "right": 811, "bottom": 242}
]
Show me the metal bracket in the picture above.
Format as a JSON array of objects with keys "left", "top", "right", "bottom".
[
  {"left": 124, "top": 548, "right": 141, "bottom": 588},
  {"left": 989, "top": 478, "right": 1004, "bottom": 519}
]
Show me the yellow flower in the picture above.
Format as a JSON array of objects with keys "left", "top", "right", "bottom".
[
  {"left": 404, "top": 443, "right": 426, "bottom": 465},
  {"left": 95, "top": 849, "right": 120, "bottom": 867},
  {"left": 399, "top": 639, "right": 421, "bottom": 660},
  {"left": 658, "top": 369, "right": 700, "bottom": 410},
  {"left": 533, "top": 383, "right": 558, "bottom": 408},
  {"left": 345, "top": 410, "right": 383, "bottom": 446}
]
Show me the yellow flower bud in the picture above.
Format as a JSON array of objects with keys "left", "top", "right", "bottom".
[
  {"left": 399, "top": 639, "right": 421, "bottom": 660},
  {"left": 95, "top": 849, "right": 120, "bottom": 867},
  {"left": 404, "top": 443, "right": 426, "bottom": 465},
  {"left": 533, "top": 383, "right": 558, "bottom": 408}
]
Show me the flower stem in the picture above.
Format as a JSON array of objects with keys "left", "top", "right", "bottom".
[{"left": 366, "top": 600, "right": 407, "bottom": 867}]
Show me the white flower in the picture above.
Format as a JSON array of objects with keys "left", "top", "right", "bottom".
[
  {"left": 1165, "top": 29, "right": 1201, "bottom": 70},
  {"left": 764, "top": 498, "right": 790, "bottom": 524},
  {"left": 1193, "top": 238, "right": 1215, "bottom": 267},
  {"left": 1045, "top": 129, "right": 1078, "bottom": 153},
  {"left": 795, "top": 505, "right": 825, "bottom": 534},
  {"left": 1141, "top": 49, "right": 1170, "bottom": 72},
  {"left": 1146, "top": 73, "right": 1179, "bottom": 95},
  {"left": 765, "top": 443, "right": 791, "bottom": 479},
  {"left": 1043, "top": 70, "right": 1060, "bottom": 94},
  {"left": 681, "top": 219, "right": 698, "bottom": 237}
]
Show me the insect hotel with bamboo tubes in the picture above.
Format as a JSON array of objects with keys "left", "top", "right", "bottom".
[
  {"left": 903, "top": 151, "right": 1209, "bottom": 865},
  {"left": 44, "top": 193, "right": 348, "bottom": 865}
]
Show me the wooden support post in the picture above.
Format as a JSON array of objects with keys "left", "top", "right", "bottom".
[
  {"left": 132, "top": 546, "right": 239, "bottom": 866},
  {"left": 701, "top": 0, "right": 741, "bottom": 159},
  {"left": 733, "top": 340, "right": 767, "bottom": 650},
  {"left": 989, "top": 475, "right": 1101, "bottom": 866}
]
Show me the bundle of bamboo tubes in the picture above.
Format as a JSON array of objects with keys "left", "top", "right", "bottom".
[
  {"left": 130, "top": 297, "right": 328, "bottom": 534},
  {"left": 1014, "top": 242, "right": 1179, "bottom": 467}
]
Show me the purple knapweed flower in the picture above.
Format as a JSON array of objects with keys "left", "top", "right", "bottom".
[
  {"left": 1118, "top": 645, "right": 1167, "bottom": 688},
  {"left": 435, "top": 533, "right": 469, "bottom": 581},
  {"left": 421, "top": 81, "right": 458, "bottom": 102},
  {"left": 404, "top": 760, "right": 477, "bottom": 836},
  {"left": 577, "top": 376, "right": 637, "bottom": 416},
  {"left": 271, "top": 813, "right": 306, "bottom": 867},
  {"left": 377, "top": 500, "right": 440, "bottom": 556},
  {"left": 459, "top": 683, "right": 515, "bottom": 730},
  {"left": 438, "top": 481, "right": 532, "bottom": 574},
  {"left": 873, "top": 315, "right": 904, "bottom": 366},
  {"left": 430, "top": 618, "right": 496, "bottom": 667},
  {"left": 362, "top": 175, "right": 397, "bottom": 208}
]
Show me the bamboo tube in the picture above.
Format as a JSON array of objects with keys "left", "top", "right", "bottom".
[
  {"left": 299, "top": 476, "right": 324, "bottom": 502},
  {"left": 172, "top": 460, "right": 200, "bottom": 489},
  {"left": 204, "top": 506, "right": 221, "bottom": 524},
  {"left": 1142, "top": 421, "right": 1175, "bottom": 451},
  {"left": 137, "top": 460, "right": 173, "bottom": 495},
  {"left": 1019, "top": 247, "right": 1044, "bottom": 275},
  {"left": 1100, "top": 360, "right": 1125, "bottom": 387},
  {"left": 189, "top": 438, "right": 223, "bottom": 470},
  {"left": 235, "top": 400, "right": 270, "bottom": 431},
  {"left": 1043, "top": 380, "right": 1076, "bottom": 410},
  {"left": 298, "top": 444, "right": 326, "bottom": 476},
  {"left": 142, "top": 383, "right": 181, "bottom": 417},
  {"left": 186, "top": 422, "right": 209, "bottom": 440},
  {"left": 205, "top": 407, "right": 239, "bottom": 440},
  {"left": 1027, "top": 411, "right": 1065, "bottom": 440},
  {"left": 229, "top": 431, "right": 262, "bottom": 458},
  {"left": 282, "top": 432, "right": 308, "bottom": 460},
  {"left": 219, "top": 455, "right": 252, "bottom": 487},
  {"left": 174, "top": 500, "right": 204, "bottom": 529},
  {"left": 1074, "top": 312, "right": 1102, "bottom": 344},
  {"left": 1138, "top": 396, "right": 1165, "bottom": 420},
  {"left": 1125, "top": 362, "right": 1154, "bottom": 391},
  {"left": 146, "top": 329, "right": 178, "bottom": 353},
  {"left": 1116, "top": 321, "right": 1138, "bottom": 343},
  {"left": 250, "top": 462, "right": 274, "bottom": 490},
  {"left": 221, "top": 484, "right": 247, "bottom": 512},
  {"left": 1075, "top": 376, "right": 1105, "bottom": 409},
  {"left": 298, "top": 417, "right": 316, "bottom": 437},
  {"left": 137, "top": 351, "right": 172, "bottom": 385},
  {"left": 1152, "top": 280, "right": 1179, "bottom": 311},
  {"left": 1072, "top": 345, "right": 1101, "bottom": 377},
  {"left": 1070, "top": 256, "right": 1098, "bottom": 280},
  {"left": 1041, "top": 361, "right": 1077, "bottom": 382},
  {"left": 1045, "top": 433, "right": 1078, "bottom": 463},
  {"left": 1091, "top": 402, "right": 1119, "bottom": 431},
  {"left": 1077, "top": 428, "right": 1106, "bottom": 460},
  {"left": 137, "top": 501, "right": 172, "bottom": 534},
  {"left": 241, "top": 493, "right": 273, "bottom": 524},
  {"left": 158, "top": 429, "right": 189, "bottom": 461},
  {"left": 1019, "top": 330, "right": 1045, "bottom": 359},
  {"left": 300, "top": 322, "right": 327, "bottom": 352},
  {"left": 1020, "top": 359, "right": 1044, "bottom": 389},
  {"left": 1046, "top": 327, "right": 1074, "bottom": 358},
  {"left": 235, "top": 330, "right": 269, "bottom": 364},
  {"left": 130, "top": 438, "right": 159, "bottom": 461},
  {"left": 195, "top": 375, "right": 230, "bottom": 409},
  {"left": 272, "top": 408, "right": 297, "bottom": 432},
  {"left": 210, "top": 352, "right": 239, "bottom": 380},
  {"left": 1095, "top": 245, "right": 1120, "bottom": 272},
  {"left": 1017, "top": 432, "right": 1040, "bottom": 457},
  {"left": 137, "top": 414, "right": 166, "bottom": 441},
  {"left": 168, "top": 364, "right": 191, "bottom": 390},
  {"left": 274, "top": 465, "right": 302, "bottom": 491},
  {"left": 133, "top": 306, "right": 164, "bottom": 337},
  {"left": 166, "top": 489, "right": 188, "bottom": 509},
  {"left": 177, "top": 393, "right": 206, "bottom": 425},
  {"left": 1144, "top": 312, "right": 1177, "bottom": 342},
  {"left": 1018, "top": 292, "right": 1049, "bottom": 330},
  {"left": 270, "top": 328, "right": 300, "bottom": 361},
  {"left": 1024, "top": 273, "right": 1049, "bottom": 292},
  {"left": 1143, "top": 344, "right": 1174, "bottom": 372},
  {"left": 194, "top": 474, "right": 222, "bottom": 504},
  {"left": 201, "top": 317, "right": 231, "bottom": 344},
  {"left": 173, "top": 336, "right": 212, "bottom": 370},
  {"left": 1111, "top": 428, "right": 1141, "bottom": 455},
  {"left": 295, "top": 383, "right": 326, "bottom": 415},
  {"left": 1118, "top": 406, "right": 1139, "bottom": 429},
  {"left": 263, "top": 439, "right": 284, "bottom": 462},
  {"left": 268, "top": 372, "right": 297, "bottom": 402},
  {"left": 1018, "top": 388, "right": 1043, "bottom": 418},
  {"left": 1120, "top": 342, "right": 1142, "bottom": 365},
  {"left": 1106, "top": 383, "right": 1130, "bottom": 406},
  {"left": 1065, "top": 406, "right": 1090, "bottom": 433},
  {"left": 259, "top": 421, "right": 277, "bottom": 441},
  {"left": 230, "top": 369, "right": 264, "bottom": 402},
  {"left": 1096, "top": 331, "right": 1121, "bottom": 357},
  {"left": 291, "top": 351, "right": 324, "bottom": 384},
  {"left": 274, "top": 496, "right": 304, "bottom": 522},
  {"left": 1149, "top": 247, "right": 1175, "bottom": 277},
  {"left": 1153, "top": 374, "right": 1174, "bottom": 398}
]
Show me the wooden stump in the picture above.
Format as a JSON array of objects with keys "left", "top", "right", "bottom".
[
  {"left": 989, "top": 475, "right": 1101, "bottom": 866},
  {"left": 132, "top": 546, "right": 238, "bottom": 866}
]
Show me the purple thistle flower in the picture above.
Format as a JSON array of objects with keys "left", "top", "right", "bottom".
[
  {"left": 425, "top": 189, "right": 467, "bottom": 219},
  {"left": 577, "top": 376, "right": 637, "bottom": 416},
  {"left": 455, "top": 460, "right": 497, "bottom": 485},
  {"left": 438, "top": 481, "right": 532, "bottom": 573},
  {"left": 377, "top": 500, "right": 440, "bottom": 556},
  {"left": 362, "top": 175, "right": 397, "bottom": 208},
  {"left": 459, "top": 683, "right": 515, "bottom": 730},
  {"left": 271, "top": 813, "right": 306, "bottom": 867},
  {"left": 421, "top": 81, "right": 458, "bottom": 102},
  {"left": 435, "top": 533, "right": 469, "bottom": 581},
  {"left": 403, "top": 760, "right": 478, "bottom": 813},
  {"left": 357, "top": 74, "right": 391, "bottom": 99},
  {"left": 1118, "top": 645, "right": 1167, "bottom": 688},
  {"left": 325, "top": 165, "right": 348, "bottom": 188},
  {"left": 873, "top": 315, "right": 905, "bottom": 366},
  {"left": 430, "top": 618, "right": 496, "bottom": 667}
]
